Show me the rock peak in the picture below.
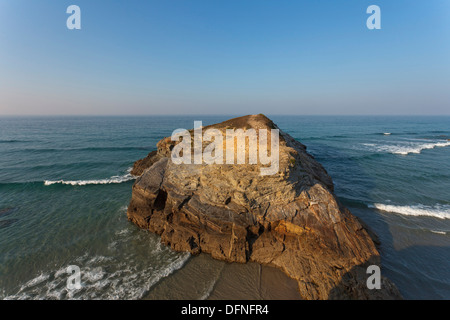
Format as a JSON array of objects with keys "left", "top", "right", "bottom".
[{"left": 202, "top": 113, "right": 276, "bottom": 131}]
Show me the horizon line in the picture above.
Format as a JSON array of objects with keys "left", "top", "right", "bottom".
[{"left": 1, "top": 114, "right": 450, "bottom": 117}]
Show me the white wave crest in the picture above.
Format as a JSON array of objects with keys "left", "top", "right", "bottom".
[
  {"left": 431, "top": 230, "right": 447, "bottom": 235},
  {"left": 362, "top": 141, "right": 450, "bottom": 155},
  {"left": 44, "top": 169, "right": 136, "bottom": 186},
  {"left": 369, "top": 203, "right": 450, "bottom": 220}
]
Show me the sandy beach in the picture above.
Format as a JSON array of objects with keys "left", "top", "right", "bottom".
[{"left": 145, "top": 253, "right": 301, "bottom": 300}]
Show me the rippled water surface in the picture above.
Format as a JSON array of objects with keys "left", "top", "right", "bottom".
[{"left": 1, "top": 115, "right": 449, "bottom": 299}]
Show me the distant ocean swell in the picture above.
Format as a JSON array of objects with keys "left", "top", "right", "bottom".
[
  {"left": 0, "top": 139, "right": 30, "bottom": 143},
  {"left": 10, "top": 146, "right": 153, "bottom": 153}
]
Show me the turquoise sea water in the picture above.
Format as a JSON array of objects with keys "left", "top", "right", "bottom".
[{"left": 0, "top": 115, "right": 449, "bottom": 299}]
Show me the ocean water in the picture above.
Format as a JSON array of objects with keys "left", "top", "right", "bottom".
[{"left": 0, "top": 115, "right": 449, "bottom": 299}]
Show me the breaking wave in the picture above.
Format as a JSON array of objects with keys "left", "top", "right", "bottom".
[
  {"left": 4, "top": 216, "right": 190, "bottom": 301},
  {"left": 430, "top": 230, "right": 447, "bottom": 235},
  {"left": 362, "top": 141, "right": 450, "bottom": 155},
  {"left": 369, "top": 203, "right": 450, "bottom": 220},
  {"left": 44, "top": 168, "right": 136, "bottom": 186},
  {"left": 3, "top": 253, "right": 190, "bottom": 300}
]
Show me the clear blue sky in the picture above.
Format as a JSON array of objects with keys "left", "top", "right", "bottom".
[{"left": 0, "top": 0, "right": 449, "bottom": 115}]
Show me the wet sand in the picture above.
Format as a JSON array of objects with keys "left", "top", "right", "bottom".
[{"left": 144, "top": 253, "right": 301, "bottom": 300}]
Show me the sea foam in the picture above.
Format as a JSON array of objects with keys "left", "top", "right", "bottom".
[
  {"left": 369, "top": 203, "right": 450, "bottom": 220},
  {"left": 4, "top": 252, "right": 190, "bottom": 300}
]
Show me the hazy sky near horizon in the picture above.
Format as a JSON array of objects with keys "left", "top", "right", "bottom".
[{"left": 0, "top": 0, "right": 449, "bottom": 115}]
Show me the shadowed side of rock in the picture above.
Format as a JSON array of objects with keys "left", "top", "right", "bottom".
[{"left": 127, "top": 114, "right": 401, "bottom": 300}]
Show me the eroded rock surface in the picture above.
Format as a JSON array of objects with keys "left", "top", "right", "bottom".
[{"left": 127, "top": 114, "right": 401, "bottom": 299}]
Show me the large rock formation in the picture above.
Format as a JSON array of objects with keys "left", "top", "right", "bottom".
[{"left": 127, "top": 114, "right": 401, "bottom": 299}]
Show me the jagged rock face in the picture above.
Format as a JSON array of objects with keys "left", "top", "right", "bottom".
[{"left": 127, "top": 114, "right": 401, "bottom": 300}]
